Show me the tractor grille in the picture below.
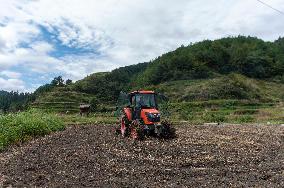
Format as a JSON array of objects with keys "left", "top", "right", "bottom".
[{"left": 147, "top": 113, "right": 160, "bottom": 122}]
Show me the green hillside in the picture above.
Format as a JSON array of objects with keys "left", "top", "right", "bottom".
[
  {"left": 32, "top": 74, "right": 284, "bottom": 123},
  {"left": 30, "top": 36, "right": 284, "bottom": 123},
  {"left": 135, "top": 36, "right": 284, "bottom": 86},
  {"left": 145, "top": 74, "right": 284, "bottom": 102},
  {"left": 70, "top": 36, "right": 284, "bottom": 103},
  {"left": 142, "top": 74, "right": 284, "bottom": 123}
]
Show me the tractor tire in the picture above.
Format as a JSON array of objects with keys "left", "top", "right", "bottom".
[{"left": 130, "top": 120, "right": 145, "bottom": 140}]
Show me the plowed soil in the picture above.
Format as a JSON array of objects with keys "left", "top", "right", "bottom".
[{"left": 1, "top": 123, "right": 284, "bottom": 187}]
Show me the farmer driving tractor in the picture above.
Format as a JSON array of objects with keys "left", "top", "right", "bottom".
[{"left": 134, "top": 94, "right": 146, "bottom": 119}]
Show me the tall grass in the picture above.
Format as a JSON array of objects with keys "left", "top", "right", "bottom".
[{"left": 0, "top": 110, "right": 64, "bottom": 151}]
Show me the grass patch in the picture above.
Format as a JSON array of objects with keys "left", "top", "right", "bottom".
[
  {"left": 0, "top": 110, "right": 64, "bottom": 151},
  {"left": 167, "top": 100, "right": 283, "bottom": 124}
]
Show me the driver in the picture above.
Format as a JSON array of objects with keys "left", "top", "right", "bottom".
[{"left": 135, "top": 95, "right": 144, "bottom": 119}]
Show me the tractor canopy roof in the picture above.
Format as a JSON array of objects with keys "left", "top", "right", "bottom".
[{"left": 130, "top": 90, "right": 155, "bottom": 95}]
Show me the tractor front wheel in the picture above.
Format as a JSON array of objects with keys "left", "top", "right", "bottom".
[
  {"left": 120, "top": 116, "right": 129, "bottom": 137},
  {"left": 130, "top": 126, "right": 138, "bottom": 139},
  {"left": 130, "top": 120, "right": 145, "bottom": 140}
]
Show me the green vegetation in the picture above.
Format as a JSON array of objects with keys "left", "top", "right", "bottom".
[
  {"left": 72, "top": 63, "right": 149, "bottom": 103},
  {"left": 71, "top": 36, "right": 284, "bottom": 103},
  {"left": 32, "top": 90, "right": 93, "bottom": 113},
  {"left": 137, "top": 36, "right": 284, "bottom": 86},
  {"left": 29, "top": 36, "right": 284, "bottom": 124},
  {"left": 1, "top": 36, "right": 283, "bottom": 126},
  {"left": 0, "top": 36, "right": 283, "bottom": 153},
  {"left": 32, "top": 88, "right": 114, "bottom": 113},
  {"left": 0, "top": 110, "right": 64, "bottom": 151},
  {"left": 146, "top": 74, "right": 284, "bottom": 102},
  {"left": 0, "top": 91, "right": 35, "bottom": 113},
  {"left": 168, "top": 100, "right": 283, "bottom": 124},
  {"left": 0, "top": 76, "right": 73, "bottom": 113}
]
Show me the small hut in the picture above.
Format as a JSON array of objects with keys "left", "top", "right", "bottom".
[{"left": 79, "top": 104, "right": 91, "bottom": 116}]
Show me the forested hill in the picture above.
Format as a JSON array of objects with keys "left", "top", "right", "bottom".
[
  {"left": 137, "top": 36, "right": 284, "bottom": 85},
  {"left": 72, "top": 36, "right": 284, "bottom": 102}
]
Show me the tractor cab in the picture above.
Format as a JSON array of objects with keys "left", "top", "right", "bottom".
[
  {"left": 117, "top": 90, "right": 161, "bottom": 125},
  {"left": 130, "top": 91, "right": 157, "bottom": 109},
  {"left": 128, "top": 91, "right": 160, "bottom": 124}
]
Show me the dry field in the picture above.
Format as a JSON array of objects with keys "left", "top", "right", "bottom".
[{"left": 1, "top": 123, "right": 284, "bottom": 187}]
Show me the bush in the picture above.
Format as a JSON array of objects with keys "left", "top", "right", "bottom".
[
  {"left": 203, "top": 113, "right": 227, "bottom": 123},
  {"left": 0, "top": 110, "right": 65, "bottom": 151},
  {"left": 235, "top": 115, "right": 255, "bottom": 123}
]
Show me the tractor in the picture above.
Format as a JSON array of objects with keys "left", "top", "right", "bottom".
[{"left": 116, "top": 90, "right": 175, "bottom": 140}]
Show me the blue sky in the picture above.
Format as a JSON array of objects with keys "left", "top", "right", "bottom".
[{"left": 0, "top": 0, "right": 283, "bottom": 92}]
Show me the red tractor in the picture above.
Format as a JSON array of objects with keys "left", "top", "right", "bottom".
[{"left": 116, "top": 90, "right": 175, "bottom": 140}]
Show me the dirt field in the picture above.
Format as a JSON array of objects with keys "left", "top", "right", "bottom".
[{"left": 1, "top": 123, "right": 284, "bottom": 187}]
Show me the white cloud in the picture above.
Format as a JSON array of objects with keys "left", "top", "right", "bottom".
[
  {"left": 0, "top": 77, "right": 25, "bottom": 91},
  {"left": 0, "top": 0, "right": 283, "bottom": 91},
  {"left": 0, "top": 22, "right": 39, "bottom": 51},
  {"left": 57, "top": 55, "right": 118, "bottom": 80},
  {"left": 0, "top": 36, "right": 6, "bottom": 51},
  {"left": 0, "top": 44, "right": 61, "bottom": 73}
]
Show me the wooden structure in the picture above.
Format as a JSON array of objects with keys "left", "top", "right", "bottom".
[{"left": 79, "top": 104, "right": 91, "bottom": 116}]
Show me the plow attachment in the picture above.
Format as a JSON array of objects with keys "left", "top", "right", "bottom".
[{"left": 155, "top": 120, "right": 176, "bottom": 139}]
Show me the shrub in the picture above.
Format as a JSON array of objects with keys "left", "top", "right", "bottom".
[
  {"left": 235, "top": 115, "right": 255, "bottom": 123},
  {"left": 0, "top": 110, "right": 64, "bottom": 151},
  {"left": 203, "top": 113, "right": 227, "bottom": 123}
]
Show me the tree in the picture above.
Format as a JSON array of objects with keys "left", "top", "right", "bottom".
[
  {"left": 0, "top": 90, "right": 33, "bottom": 112},
  {"left": 65, "top": 79, "right": 73, "bottom": 85},
  {"left": 90, "top": 97, "right": 98, "bottom": 112},
  {"left": 51, "top": 76, "right": 65, "bottom": 86}
]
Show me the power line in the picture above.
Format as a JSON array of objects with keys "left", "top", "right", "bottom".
[{"left": 256, "top": 0, "right": 284, "bottom": 15}]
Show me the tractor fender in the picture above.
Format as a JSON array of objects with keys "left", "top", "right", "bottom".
[{"left": 123, "top": 107, "right": 132, "bottom": 121}]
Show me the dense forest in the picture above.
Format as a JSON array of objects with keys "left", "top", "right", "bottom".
[
  {"left": 0, "top": 91, "right": 35, "bottom": 113},
  {"left": 72, "top": 36, "right": 284, "bottom": 103}
]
